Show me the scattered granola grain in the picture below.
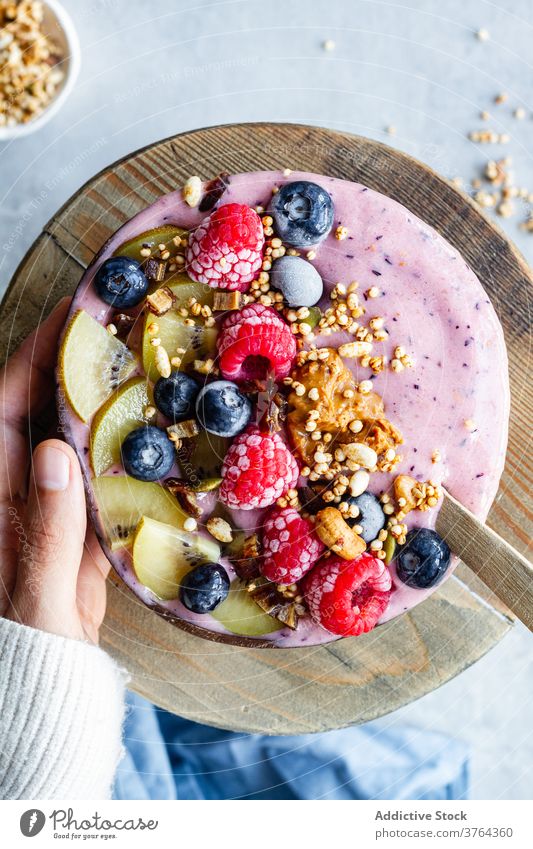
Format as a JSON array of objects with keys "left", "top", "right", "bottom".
[
  {"left": 106, "top": 323, "right": 117, "bottom": 336},
  {"left": 497, "top": 199, "right": 514, "bottom": 218},
  {"left": 476, "top": 28, "right": 489, "bottom": 41},
  {"left": 323, "top": 39, "right": 336, "bottom": 51},
  {"left": 335, "top": 225, "right": 349, "bottom": 241},
  {"left": 183, "top": 517, "right": 198, "bottom": 532}
]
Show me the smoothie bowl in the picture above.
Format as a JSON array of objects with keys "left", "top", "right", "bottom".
[{"left": 56, "top": 169, "right": 509, "bottom": 648}]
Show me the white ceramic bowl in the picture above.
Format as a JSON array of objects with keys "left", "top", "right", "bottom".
[{"left": 0, "top": 0, "right": 81, "bottom": 141}]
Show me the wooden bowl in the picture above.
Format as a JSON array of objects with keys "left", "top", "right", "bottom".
[{"left": 1, "top": 123, "right": 529, "bottom": 734}]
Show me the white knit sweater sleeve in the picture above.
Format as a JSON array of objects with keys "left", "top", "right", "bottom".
[{"left": 0, "top": 617, "right": 127, "bottom": 800}]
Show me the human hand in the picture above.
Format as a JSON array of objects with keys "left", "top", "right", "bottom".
[{"left": 0, "top": 299, "right": 110, "bottom": 643}]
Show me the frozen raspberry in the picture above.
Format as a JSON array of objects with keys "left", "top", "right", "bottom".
[
  {"left": 217, "top": 303, "right": 297, "bottom": 381},
  {"left": 302, "top": 553, "right": 392, "bottom": 636},
  {"left": 219, "top": 426, "right": 299, "bottom": 511},
  {"left": 186, "top": 203, "right": 264, "bottom": 291},
  {"left": 260, "top": 506, "right": 325, "bottom": 585}
]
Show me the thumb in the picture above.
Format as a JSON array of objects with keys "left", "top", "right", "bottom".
[{"left": 7, "top": 439, "right": 87, "bottom": 641}]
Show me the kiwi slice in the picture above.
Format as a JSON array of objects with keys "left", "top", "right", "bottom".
[
  {"left": 212, "top": 580, "right": 281, "bottom": 636},
  {"left": 180, "top": 431, "right": 229, "bottom": 482},
  {"left": 90, "top": 377, "right": 151, "bottom": 476},
  {"left": 168, "top": 277, "right": 214, "bottom": 310},
  {"left": 113, "top": 225, "right": 188, "bottom": 262},
  {"left": 58, "top": 310, "right": 136, "bottom": 422},
  {"left": 132, "top": 515, "right": 220, "bottom": 600},
  {"left": 92, "top": 475, "right": 187, "bottom": 549}
]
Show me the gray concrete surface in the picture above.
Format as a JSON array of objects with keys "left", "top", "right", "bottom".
[{"left": 0, "top": 0, "right": 531, "bottom": 799}]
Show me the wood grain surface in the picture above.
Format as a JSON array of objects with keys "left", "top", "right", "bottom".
[{"left": 1, "top": 123, "right": 530, "bottom": 734}]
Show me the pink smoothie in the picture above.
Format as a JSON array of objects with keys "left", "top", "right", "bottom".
[{"left": 60, "top": 170, "right": 510, "bottom": 647}]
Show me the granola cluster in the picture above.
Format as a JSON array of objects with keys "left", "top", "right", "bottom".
[{"left": 0, "top": 0, "right": 64, "bottom": 127}]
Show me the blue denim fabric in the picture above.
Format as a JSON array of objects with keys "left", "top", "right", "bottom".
[{"left": 113, "top": 691, "right": 469, "bottom": 801}]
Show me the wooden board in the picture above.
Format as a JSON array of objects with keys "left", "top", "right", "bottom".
[{"left": 1, "top": 123, "right": 529, "bottom": 734}]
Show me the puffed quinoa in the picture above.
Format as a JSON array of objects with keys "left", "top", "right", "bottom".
[{"left": 358, "top": 380, "right": 373, "bottom": 395}]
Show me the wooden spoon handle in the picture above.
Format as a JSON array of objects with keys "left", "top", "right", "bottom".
[{"left": 436, "top": 490, "right": 533, "bottom": 631}]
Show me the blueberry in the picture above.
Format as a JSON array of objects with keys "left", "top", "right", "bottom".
[
  {"left": 397, "top": 528, "right": 451, "bottom": 589},
  {"left": 270, "top": 181, "right": 334, "bottom": 247},
  {"left": 344, "top": 492, "right": 386, "bottom": 543},
  {"left": 121, "top": 426, "right": 175, "bottom": 481},
  {"left": 94, "top": 256, "right": 149, "bottom": 308},
  {"left": 154, "top": 372, "right": 200, "bottom": 422},
  {"left": 270, "top": 255, "right": 323, "bottom": 307},
  {"left": 180, "top": 563, "right": 230, "bottom": 613},
  {"left": 196, "top": 380, "right": 252, "bottom": 438}
]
